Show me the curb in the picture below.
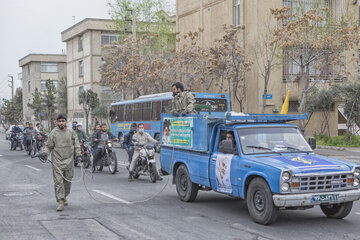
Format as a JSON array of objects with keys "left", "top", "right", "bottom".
[{"left": 316, "top": 145, "right": 346, "bottom": 151}]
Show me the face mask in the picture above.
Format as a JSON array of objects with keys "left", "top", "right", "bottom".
[
  {"left": 130, "top": 127, "right": 136, "bottom": 132},
  {"left": 138, "top": 129, "right": 144, "bottom": 134}
]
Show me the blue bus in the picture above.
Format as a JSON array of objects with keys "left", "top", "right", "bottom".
[{"left": 110, "top": 92, "right": 230, "bottom": 144}]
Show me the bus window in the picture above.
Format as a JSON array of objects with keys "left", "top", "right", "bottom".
[
  {"left": 110, "top": 106, "right": 116, "bottom": 123},
  {"left": 118, "top": 105, "right": 124, "bottom": 122},
  {"left": 161, "top": 100, "right": 171, "bottom": 113},
  {"left": 152, "top": 101, "right": 161, "bottom": 121},
  {"left": 143, "top": 102, "right": 151, "bottom": 121},
  {"left": 134, "top": 103, "right": 142, "bottom": 121},
  {"left": 125, "top": 104, "right": 133, "bottom": 122}
]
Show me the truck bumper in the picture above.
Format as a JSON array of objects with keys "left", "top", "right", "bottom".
[{"left": 272, "top": 189, "right": 360, "bottom": 208}]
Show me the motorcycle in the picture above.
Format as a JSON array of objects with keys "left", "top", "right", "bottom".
[
  {"left": 75, "top": 139, "right": 91, "bottom": 168},
  {"left": 93, "top": 139, "right": 117, "bottom": 174},
  {"left": 132, "top": 144, "right": 158, "bottom": 183},
  {"left": 11, "top": 133, "right": 23, "bottom": 150},
  {"left": 31, "top": 132, "right": 48, "bottom": 157},
  {"left": 26, "top": 133, "right": 38, "bottom": 156}
]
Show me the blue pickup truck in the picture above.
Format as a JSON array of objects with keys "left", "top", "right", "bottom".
[{"left": 160, "top": 113, "right": 360, "bottom": 225}]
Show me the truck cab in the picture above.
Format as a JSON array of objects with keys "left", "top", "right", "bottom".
[{"left": 160, "top": 113, "right": 360, "bottom": 225}]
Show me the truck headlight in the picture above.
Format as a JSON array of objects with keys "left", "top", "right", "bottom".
[
  {"left": 355, "top": 168, "right": 360, "bottom": 177},
  {"left": 281, "top": 183, "right": 290, "bottom": 192},
  {"left": 354, "top": 178, "right": 359, "bottom": 187},
  {"left": 282, "top": 171, "right": 291, "bottom": 181}
]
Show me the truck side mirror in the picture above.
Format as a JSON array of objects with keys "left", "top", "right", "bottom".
[{"left": 308, "top": 137, "right": 316, "bottom": 150}]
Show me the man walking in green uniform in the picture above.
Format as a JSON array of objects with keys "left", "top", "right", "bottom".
[
  {"left": 171, "top": 82, "right": 197, "bottom": 116},
  {"left": 40, "top": 114, "right": 82, "bottom": 211}
]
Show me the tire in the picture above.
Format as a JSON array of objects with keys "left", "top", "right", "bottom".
[
  {"left": 96, "top": 159, "right": 103, "bottom": 172},
  {"left": 74, "top": 160, "right": 78, "bottom": 167},
  {"left": 108, "top": 152, "right": 117, "bottom": 174},
  {"left": 175, "top": 165, "right": 198, "bottom": 202},
  {"left": 28, "top": 142, "right": 32, "bottom": 155},
  {"left": 149, "top": 163, "right": 157, "bottom": 183},
  {"left": 246, "top": 178, "right": 278, "bottom": 225},
  {"left": 20, "top": 143, "right": 23, "bottom": 151},
  {"left": 133, "top": 172, "right": 140, "bottom": 179},
  {"left": 83, "top": 154, "right": 90, "bottom": 168},
  {"left": 31, "top": 143, "right": 37, "bottom": 157},
  {"left": 320, "top": 202, "right": 353, "bottom": 219}
]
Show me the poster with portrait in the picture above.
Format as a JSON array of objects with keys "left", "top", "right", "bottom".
[
  {"left": 215, "top": 153, "right": 233, "bottom": 194},
  {"left": 162, "top": 117, "right": 193, "bottom": 148}
]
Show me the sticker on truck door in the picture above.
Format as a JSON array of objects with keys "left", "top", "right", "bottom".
[{"left": 215, "top": 154, "right": 233, "bottom": 193}]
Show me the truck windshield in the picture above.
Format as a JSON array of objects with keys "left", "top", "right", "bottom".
[{"left": 237, "top": 127, "right": 312, "bottom": 155}]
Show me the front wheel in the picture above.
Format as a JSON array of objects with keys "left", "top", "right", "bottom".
[
  {"left": 149, "top": 163, "right": 157, "bottom": 183},
  {"left": 246, "top": 178, "right": 278, "bottom": 225},
  {"left": 28, "top": 142, "right": 33, "bottom": 155},
  {"left": 83, "top": 154, "right": 90, "bottom": 168},
  {"left": 108, "top": 152, "right": 117, "bottom": 174},
  {"left": 320, "top": 202, "right": 353, "bottom": 219},
  {"left": 175, "top": 165, "right": 198, "bottom": 202},
  {"left": 31, "top": 143, "right": 37, "bottom": 157}
]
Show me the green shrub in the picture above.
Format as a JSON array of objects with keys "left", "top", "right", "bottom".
[{"left": 314, "top": 133, "right": 360, "bottom": 147}]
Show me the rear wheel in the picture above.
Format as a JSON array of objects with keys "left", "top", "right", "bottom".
[
  {"left": 149, "top": 163, "right": 157, "bottom": 183},
  {"left": 108, "top": 152, "right": 117, "bottom": 174},
  {"left": 175, "top": 165, "right": 198, "bottom": 202},
  {"left": 246, "top": 178, "right": 278, "bottom": 225},
  {"left": 320, "top": 202, "right": 353, "bottom": 219}
]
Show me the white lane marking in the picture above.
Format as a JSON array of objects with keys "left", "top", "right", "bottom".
[
  {"left": 0, "top": 155, "right": 3, "bottom": 157},
  {"left": 25, "top": 165, "right": 41, "bottom": 172},
  {"left": 356, "top": 212, "right": 360, "bottom": 215},
  {"left": 119, "top": 223, "right": 155, "bottom": 240},
  {"left": 92, "top": 189, "right": 132, "bottom": 205}
]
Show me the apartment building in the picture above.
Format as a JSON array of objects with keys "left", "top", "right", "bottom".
[
  {"left": 176, "top": 0, "right": 359, "bottom": 136},
  {"left": 61, "top": 15, "right": 176, "bottom": 123},
  {"left": 18, "top": 54, "right": 66, "bottom": 122}
]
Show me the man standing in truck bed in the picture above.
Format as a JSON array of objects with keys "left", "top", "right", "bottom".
[{"left": 171, "top": 82, "right": 196, "bottom": 116}]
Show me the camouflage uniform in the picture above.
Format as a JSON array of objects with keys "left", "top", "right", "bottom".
[
  {"left": 171, "top": 91, "right": 197, "bottom": 115},
  {"left": 43, "top": 127, "right": 81, "bottom": 202}
]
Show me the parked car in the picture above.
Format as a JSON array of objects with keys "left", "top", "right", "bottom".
[{"left": 6, "top": 125, "right": 24, "bottom": 140}]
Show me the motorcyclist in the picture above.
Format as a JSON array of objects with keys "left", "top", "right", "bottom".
[
  {"left": 128, "top": 123, "right": 162, "bottom": 181},
  {"left": 88, "top": 123, "right": 101, "bottom": 153},
  {"left": 10, "top": 123, "right": 23, "bottom": 150},
  {"left": 123, "top": 123, "right": 137, "bottom": 165},
  {"left": 23, "top": 123, "right": 38, "bottom": 149},
  {"left": 92, "top": 123, "right": 118, "bottom": 172},
  {"left": 75, "top": 123, "right": 88, "bottom": 142},
  {"left": 72, "top": 121, "right": 78, "bottom": 131}
]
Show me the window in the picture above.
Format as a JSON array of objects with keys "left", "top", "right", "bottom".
[
  {"left": 28, "top": 81, "right": 31, "bottom": 93},
  {"left": 161, "top": 100, "right": 171, "bottom": 113},
  {"left": 41, "top": 80, "right": 58, "bottom": 90},
  {"left": 27, "top": 64, "right": 30, "bottom": 75},
  {"left": 110, "top": 106, "right": 116, "bottom": 123},
  {"left": 142, "top": 102, "right": 151, "bottom": 121},
  {"left": 79, "top": 35, "right": 83, "bottom": 51},
  {"left": 101, "top": 33, "right": 120, "bottom": 46},
  {"left": 134, "top": 103, "right": 142, "bottom": 121},
  {"left": 117, "top": 105, "right": 124, "bottom": 122},
  {"left": 40, "top": 63, "right": 58, "bottom": 73},
  {"left": 152, "top": 101, "right": 161, "bottom": 121},
  {"left": 234, "top": 0, "right": 241, "bottom": 26},
  {"left": 79, "top": 60, "right": 84, "bottom": 76},
  {"left": 101, "top": 57, "right": 106, "bottom": 65},
  {"left": 125, "top": 104, "right": 133, "bottom": 122},
  {"left": 288, "top": 101, "right": 299, "bottom": 112}
]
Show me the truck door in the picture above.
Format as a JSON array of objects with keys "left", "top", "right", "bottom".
[{"left": 209, "top": 129, "right": 240, "bottom": 196}]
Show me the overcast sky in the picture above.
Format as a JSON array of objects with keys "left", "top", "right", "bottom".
[{"left": 0, "top": 0, "right": 175, "bottom": 100}]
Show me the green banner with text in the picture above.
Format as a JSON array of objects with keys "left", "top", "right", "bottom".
[{"left": 162, "top": 117, "right": 193, "bottom": 148}]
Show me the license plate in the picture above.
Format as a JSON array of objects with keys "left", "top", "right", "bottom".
[{"left": 311, "top": 194, "right": 339, "bottom": 202}]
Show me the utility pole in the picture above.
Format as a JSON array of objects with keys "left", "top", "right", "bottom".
[
  {"left": 8, "top": 74, "right": 14, "bottom": 99},
  {"left": 125, "top": 7, "right": 136, "bottom": 42}
]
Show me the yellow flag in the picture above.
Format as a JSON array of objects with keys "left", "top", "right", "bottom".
[{"left": 280, "top": 90, "right": 290, "bottom": 114}]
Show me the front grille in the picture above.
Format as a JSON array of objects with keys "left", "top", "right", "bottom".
[{"left": 291, "top": 173, "right": 355, "bottom": 193}]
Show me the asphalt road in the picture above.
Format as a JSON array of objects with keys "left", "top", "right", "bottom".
[{"left": 0, "top": 133, "right": 360, "bottom": 240}]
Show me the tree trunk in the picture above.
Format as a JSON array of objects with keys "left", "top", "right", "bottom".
[{"left": 298, "top": 63, "right": 309, "bottom": 134}]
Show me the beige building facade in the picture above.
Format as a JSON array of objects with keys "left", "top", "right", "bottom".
[
  {"left": 61, "top": 18, "right": 117, "bottom": 123},
  {"left": 176, "top": 0, "right": 359, "bottom": 136},
  {"left": 19, "top": 54, "right": 66, "bottom": 123}
]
